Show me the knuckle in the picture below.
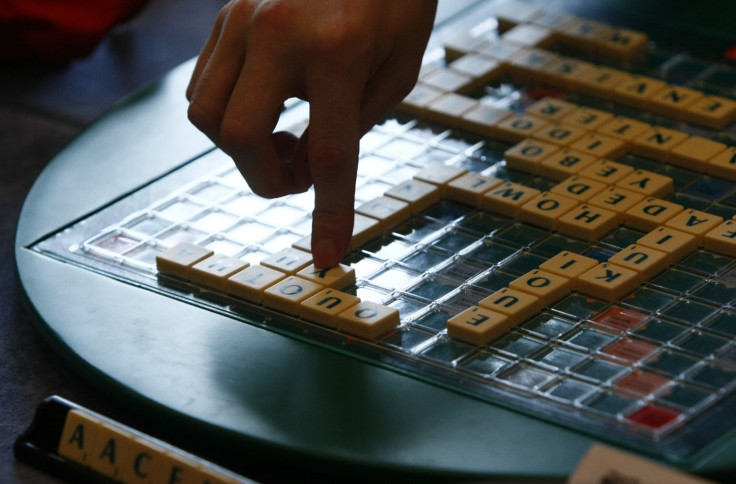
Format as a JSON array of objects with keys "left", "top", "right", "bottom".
[
  {"left": 218, "top": 117, "right": 254, "bottom": 150},
  {"left": 187, "top": 101, "right": 217, "bottom": 133},
  {"left": 309, "top": 139, "right": 353, "bottom": 174}
]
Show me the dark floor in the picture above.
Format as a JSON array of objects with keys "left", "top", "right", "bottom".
[{"left": 0, "top": 2, "right": 226, "bottom": 482}]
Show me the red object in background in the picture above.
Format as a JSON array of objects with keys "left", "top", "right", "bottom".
[{"left": 0, "top": 0, "right": 149, "bottom": 62}]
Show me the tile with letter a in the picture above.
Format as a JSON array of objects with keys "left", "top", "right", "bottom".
[
  {"left": 300, "top": 289, "right": 361, "bottom": 328},
  {"left": 297, "top": 263, "right": 356, "bottom": 290},
  {"left": 156, "top": 242, "right": 214, "bottom": 279},
  {"left": 58, "top": 409, "right": 103, "bottom": 467},
  {"left": 664, "top": 209, "right": 724, "bottom": 244},
  {"left": 263, "top": 276, "right": 324, "bottom": 316},
  {"left": 704, "top": 220, "right": 736, "bottom": 256},
  {"left": 448, "top": 306, "right": 511, "bottom": 346},
  {"left": 227, "top": 265, "right": 287, "bottom": 303},
  {"left": 707, "top": 146, "right": 736, "bottom": 182},
  {"left": 338, "top": 301, "right": 400, "bottom": 340}
]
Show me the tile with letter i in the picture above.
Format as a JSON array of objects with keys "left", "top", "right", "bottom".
[
  {"left": 509, "top": 269, "right": 572, "bottom": 307},
  {"left": 297, "top": 263, "right": 356, "bottom": 290},
  {"left": 504, "top": 138, "right": 560, "bottom": 175},
  {"left": 263, "top": 276, "right": 324, "bottom": 316},
  {"left": 538, "top": 148, "right": 597, "bottom": 182},
  {"left": 447, "top": 306, "right": 511, "bottom": 346},
  {"left": 704, "top": 220, "right": 736, "bottom": 256},
  {"left": 446, "top": 172, "right": 503, "bottom": 207},
  {"left": 483, "top": 181, "right": 541, "bottom": 217},
  {"left": 636, "top": 226, "right": 697, "bottom": 264},
  {"left": 625, "top": 197, "right": 684, "bottom": 232},
  {"left": 596, "top": 116, "right": 651, "bottom": 147},
  {"left": 156, "top": 242, "right": 214, "bottom": 279},
  {"left": 607, "top": 244, "right": 669, "bottom": 283},
  {"left": 539, "top": 251, "right": 598, "bottom": 290},
  {"left": 190, "top": 254, "right": 249, "bottom": 291},
  {"left": 300, "top": 289, "right": 361, "bottom": 329},
  {"left": 569, "top": 132, "right": 626, "bottom": 160},
  {"left": 520, "top": 191, "right": 578, "bottom": 229},
  {"left": 558, "top": 204, "right": 619, "bottom": 241},
  {"left": 707, "top": 146, "right": 736, "bottom": 182},
  {"left": 227, "top": 265, "right": 287, "bottom": 303},
  {"left": 478, "top": 287, "right": 541, "bottom": 326},
  {"left": 337, "top": 301, "right": 400, "bottom": 340},
  {"left": 384, "top": 178, "right": 441, "bottom": 215},
  {"left": 355, "top": 196, "right": 411, "bottom": 232},
  {"left": 577, "top": 262, "right": 640, "bottom": 302},
  {"left": 665, "top": 209, "right": 724, "bottom": 245}
]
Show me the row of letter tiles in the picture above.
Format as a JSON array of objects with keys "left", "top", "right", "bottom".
[
  {"left": 155, "top": 242, "right": 399, "bottom": 341},
  {"left": 435, "top": 4, "right": 736, "bottom": 130},
  {"left": 58, "top": 409, "right": 244, "bottom": 483}
]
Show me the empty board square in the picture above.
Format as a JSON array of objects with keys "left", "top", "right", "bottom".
[
  {"left": 658, "top": 384, "right": 712, "bottom": 410},
  {"left": 471, "top": 270, "right": 516, "bottom": 293},
  {"left": 156, "top": 198, "right": 204, "bottom": 221},
  {"left": 623, "top": 287, "right": 676, "bottom": 313},
  {"left": 499, "top": 363, "right": 556, "bottom": 390},
  {"left": 523, "top": 313, "right": 576, "bottom": 339},
  {"left": 465, "top": 241, "right": 517, "bottom": 265},
  {"left": 633, "top": 319, "right": 687, "bottom": 344},
  {"left": 534, "top": 347, "right": 587, "bottom": 370},
  {"left": 705, "top": 312, "right": 736, "bottom": 337},
  {"left": 222, "top": 193, "right": 272, "bottom": 217},
  {"left": 462, "top": 352, "right": 513, "bottom": 378},
  {"left": 582, "top": 247, "right": 617, "bottom": 263},
  {"left": 259, "top": 204, "right": 308, "bottom": 226},
  {"left": 364, "top": 237, "right": 413, "bottom": 261},
  {"left": 407, "top": 277, "right": 457, "bottom": 301},
  {"left": 552, "top": 295, "right": 608, "bottom": 321},
  {"left": 124, "top": 243, "right": 163, "bottom": 268},
  {"left": 420, "top": 338, "right": 474, "bottom": 364},
  {"left": 368, "top": 265, "right": 418, "bottom": 291},
  {"left": 584, "top": 391, "right": 637, "bottom": 417},
  {"left": 423, "top": 202, "right": 473, "bottom": 224},
  {"left": 565, "top": 327, "right": 617, "bottom": 352},
  {"left": 691, "top": 281, "right": 736, "bottom": 306},
  {"left": 689, "top": 364, "right": 736, "bottom": 389},
  {"left": 494, "top": 223, "right": 549, "bottom": 248},
  {"left": 492, "top": 334, "right": 545, "bottom": 358},
  {"left": 682, "top": 178, "right": 732, "bottom": 201},
  {"left": 385, "top": 296, "right": 426, "bottom": 319},
  {"left": 394, "top": 218, "right": 444, "bottom": 243},
  {"left": 380, "top": 327, "right": 434, "bottom": 352},
  {"left": 651, "top": 269, "right": 703, "bottom": 294},
  {"left": 645, "top": 350, "right": 699, "bottom": 376},
  {"left": 678, "top": 251, "right": 735, "bottom": 277},
  {"left": 661, "top": 300, "right": 717, "bottom": 325},
  {"left": 530, "top": 235, "right": 589, "bottom": 257},
  {"left": 457, "top": 212, "right": 509, "bottom": 235},
  {"left": 676, "top": 332, "right": 730, "bottom": 357},
  {"left": 432, "top": 230, "right": 481, "bottom": 254},
  {"left": 190, "top": 210, "right": 239, "bottom": 233},
  {"left": 90, "top": 232, "right": 139, "bottom": 254},
  {"left": 412, "top": 308, "right": 452, "bottom": 333},
  {"left": 547, "top": 379, "right": 597, "bottom": 402},
  {"left": 499, "top": 252, "right": 548, "bottom": 275},
  {"left": 437, "top": 260, "right": 486, "bottom": 283},
  {"left": 573, "top": 358, "right": 627, "bottom": 383},
  {"left": 600, "top": 227, "right": 647, "bottom": 251},
  {"left": 188, "top": 182, "right": 234, "bottom": 202},
  {"left": 124, "top": 215, "right": 171, "bottom": 236},
  {"left": 401, "top": 249, "right": 447, "bottom": 272},
  {"left": 159, "top": 226, "right": 208, "bottom": 246}
]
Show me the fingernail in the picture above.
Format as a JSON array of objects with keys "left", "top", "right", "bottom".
[{"left": 314, "top": 237, "right": 338, "bottom": 268}]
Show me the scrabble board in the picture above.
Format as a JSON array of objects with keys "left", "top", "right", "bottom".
[{"left": 18, "top": 0, "right": 736, "bottom": 480}]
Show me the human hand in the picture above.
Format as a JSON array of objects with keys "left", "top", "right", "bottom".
[{"left": 186, "top": 0, "right": 437, "bottom": 267}]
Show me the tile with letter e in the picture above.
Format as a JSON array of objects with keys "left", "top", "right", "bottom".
[
  {"left": 300, "top": 289, "right": 361, "bottom": 328},
  {"left": 577, "top": 262, "right": 640, "bottom": 302},
  {"left": 384, "top": 178, "right": 441, "bottom": 215},
  {"left": 577, "top": 159, "right": 634, "bottom": 185},
  {"left": 227, "top": 265, "right": 287, "bottom": 303},
  {"left": 337, "top": 301, "right": 400, "bottom": 340},
  {"left": 558, "top": 204, "right": 618, "bottom": 241},
  {"left": 664, "top": 209, "right": 724, "bottom": 244},
  {"left": 447, "top": 306, "right": 511, "bottom": 346},
  {"left": 446, "top": 172, "right": 503, "bottom": 206},
  {"left": 561, "top": 106, "right": 614, "bottom": 131},
  {"left": 704, "top": 220, "right": 736, "bottom": 256},
  {"left": 636, "top": 226, "right": 696, "bottom": 264},
  {"left": 190, "top": 254, "right": 249, "bottom": 291},
  {"left": 684, "top": 94, "right": 736, "bottom": 129},
  {"left": 587, "top": 186, "right": 644, "bottom": 223},
  {"left": 509, "top": 269, "right": 571, "bottom": 306},
  {"left": 625, "top": 197, "right": 683, "bottom": 232},
  {"left": 156, "top": 242, "right": 214, "bottom": 279},
  {"left": 263, "top": 275, "right": 324, "bottom": 315},
  {"left": 297, "top": 263, "right": 356, "bottom": 290},
  {"left": 479, "top": 287, "right": 541, "bottom": 326},
  {"left": 520, "top": 191, "right": 578, "bottom": 229},
  {"left": 607, "top": 244, "right": 669, "bottom": 283},
  {"left": 539, "top": 251, "right": 598, "bottom": 290},
  {"left": 483, "top": 181, "right": 541, "bottom": 217},
  {"left": 569, "top": 132, "right": 626, "bottom": 160}
]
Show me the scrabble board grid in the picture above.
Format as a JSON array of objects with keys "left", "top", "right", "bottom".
[{"left": 32, "top": 0, "right": 736, "bottom": 466}]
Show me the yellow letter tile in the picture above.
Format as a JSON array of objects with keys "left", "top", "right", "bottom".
[
  {"left": 551, "top": 175, "right": 607, "bottom": 202},
  {"left": 338, "top": 301, "right": 400, "bottom": 340},
  {"left": 356, "top": 196, "right": 412, "bottom": 232},
  {"left": 684, "top": 94, "right": 736, "bottom": 129},
  {"left": 520, "top": 191, "right": 578, "bottom": 229},
  {"left": 446, "top": 172, "right": 504, "bottom": 207},
  {"left": 558, "top": 204, "right": 619, "bottom": 241},
  {"left": 596, "top": 116, "right": 651, "bottom": 147},
  {"left": 190, "top": 254, "right": 249, "bottom": 291},
  {"left": 460, "top": 105, "right": 513, "bottom": 138},
  {"left": 587, "top": 186, "right": 645, "bottom": 223},
  {"left": 479, "top": 287, "right": 541, "bottom": 326},
  {"left": 494, "top": 113, "right": 550, "bottom": 143},
  {"left": 398, "top": 83, "right": 445, "bottom": 118},
  {"left": 569, "top": 132, "right": 626, "bottom": 159},
  {"left": 524, "top": 97, "right": 578, "bottom": 121},
  {"left": 261, "top": 247, "right": 313, "bottom": 274},
  {"left": 637, "top": 226, "right": 697, "bottom": 264},
  {"left": 624, "top": 197, "right": 683, "bottom": 232},
  {"left": 509, "top": 269, "right": 572, "bottom": 306},
  {"left": 612, "top": 74, "right": 667, "bottom": 107},
  {"left": 425, "top": 92, "right": 479, "bottom": 126},
  {"left": 531, "top": 122, "right": 588, "bottom": 146},
  {"left": 227, "top": 265, "right": 287, "bottom": 303},
  {"left": 538, "top": 251, "right": 599, "bottom": 290},
  {"left": 664, "top": 209, "right": 724, "bottom": 244},
  {"left": 263, "top": 276, "right": 324, "bottom": 316},
  {"left": 385, "top": 178, "right": 441, "bottom": 214},
  {"left": 300, "top": 289, "right": 361, "bottom": 328},
  {"left": 156, "top": 243, "right": 214, "bottom": 279},
  {"left": 483, "top": 181, "right": 541, "bottom": 217},
  {"left": 561, "top": 106, "right": 614, "bottom": 131},
  {"left": 575, "top": 66, "right": 629, "bottom": 99},
  {"left": 576, "top": 159, "right": 634, "bottom": 184},
  {"left": 350, "top": 213, "right": 382, "bottom": 250},
  {"left": 607, "top": 244, "right": 669, "bottom": 283},
  {"left": 629, "top": 126, "right": 689, "bottom": 162},
  {"left": 669, "top": 136, "right": 727, "bottom": 172},
  {"left": 297, "top": 263, "right": 356, "bottom": 290},
  {"left": 647, "top": 85, "right": 703, "bottom": 119},
  {"left": 504, "top": 138, "right": 560, "bottom": 174},
  {"left": 577, "top": 263, "right": 640, "bottom": 302},
  {"left": 616, "top": 170, "right": 673, "bottom": 198},
  {"left": 704, "top": 220, "right": 736, "bottom": 256},
  {"left": 447, "top": 306, "right": 511, "bottom": 346},
  {"left": 538, "top": 148, "right": 597, "bottom": 181},
  {"left": 707, "top": 146, "right": 736, "bottom": 182},
  {"left": 414, "top": 162, "right": 467, "bottom": 190}
]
